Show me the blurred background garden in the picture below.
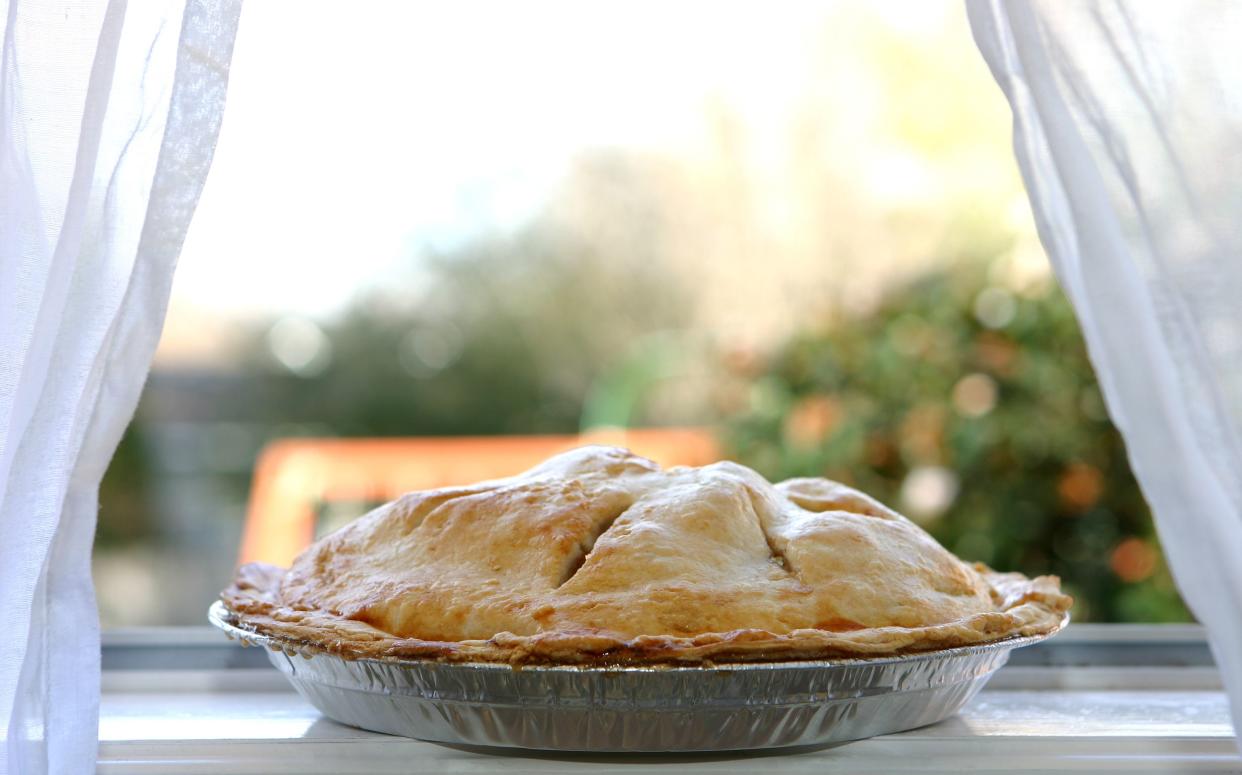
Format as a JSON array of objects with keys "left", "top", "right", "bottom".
[{"left": 96, "top": 0, "right": 1190, "bottom": 627}]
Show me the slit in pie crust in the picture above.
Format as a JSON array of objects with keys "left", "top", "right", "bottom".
[{"left": 221, "top": 446, "right": 1071, "bottom": 664}]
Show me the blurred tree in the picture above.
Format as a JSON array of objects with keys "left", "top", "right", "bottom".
[
  {"left": 96, "top": 425, "right": 154, "bottom": 548},
  {"left": 235, "top": 151, "right": 699, "bottom": 439},
  {"left": 720, "top": 257, "right": 1191, "bottom": 623}
]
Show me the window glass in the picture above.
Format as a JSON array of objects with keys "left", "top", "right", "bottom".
[{"left": 96, "top": 0, "right": 1188, "bottom": 626}]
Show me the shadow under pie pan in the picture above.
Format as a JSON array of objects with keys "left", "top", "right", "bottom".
[{"left": 208, "top": 601, "right": 1066, "bottom": 753}]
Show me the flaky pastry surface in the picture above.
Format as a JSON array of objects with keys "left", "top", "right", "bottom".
[{"left": 222, "top": 446, "right": 1070, "bottom": 664}]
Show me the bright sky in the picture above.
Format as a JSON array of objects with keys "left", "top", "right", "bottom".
[{"left": 172, "top": 0, "right": 957, "bottom": 322}]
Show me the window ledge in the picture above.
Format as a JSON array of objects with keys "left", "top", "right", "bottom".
[{"left": 97, "top": 625, "right": 1238, "bottom": 774}]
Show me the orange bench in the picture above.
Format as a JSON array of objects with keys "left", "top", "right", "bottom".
[{"left": 239, "top": 427, "right": 719, "bottom": 567}]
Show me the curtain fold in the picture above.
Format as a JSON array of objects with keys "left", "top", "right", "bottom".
[
  {"left": 968, "top": 0, "right": 1242, "bottom": 737},
  {"left": 0, "top": 1, "right": 240, "bottom": 772}
]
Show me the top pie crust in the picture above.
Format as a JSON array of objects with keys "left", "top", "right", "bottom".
[{"left": 221, "top": 446, "right": 1071, "bottom": 665}]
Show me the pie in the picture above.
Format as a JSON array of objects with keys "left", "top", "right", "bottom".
[{"left": 221, "top": 445, "right": 1071, "bottom": 664}]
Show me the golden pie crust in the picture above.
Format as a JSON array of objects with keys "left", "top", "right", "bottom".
[{"left": 221, "top": 446, "right": 1070, "bottom": 665}]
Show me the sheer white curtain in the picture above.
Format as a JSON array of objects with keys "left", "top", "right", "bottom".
[
  {"left": 968, "top": 0, "right": 1242, "bottom": 733},
  {"left": 0, "top": 0, "right": 240, "bottom": 771}
]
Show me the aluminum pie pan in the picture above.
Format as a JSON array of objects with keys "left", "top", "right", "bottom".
[{"left": 208, "top": 601, "right": 1066, "bottom": 752}]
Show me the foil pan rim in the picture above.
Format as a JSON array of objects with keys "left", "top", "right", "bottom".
[{"left": 208, "top": 600, "right": 1068, "bottom": 674}]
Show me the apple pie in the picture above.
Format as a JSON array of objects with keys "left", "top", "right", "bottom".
[{"left": 221, "top": 445, "right": 1070, "bottom": 664}]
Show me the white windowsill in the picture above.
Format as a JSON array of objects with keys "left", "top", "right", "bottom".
[{"left": 96, "top": 625, "right": 1238, "bottom": 774}]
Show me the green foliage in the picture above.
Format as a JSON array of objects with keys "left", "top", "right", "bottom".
[
  {"left": 236, "top": 193, "right": 693, "bottom": 439},
  {"left": 96, "top": 425, "right": 154, "bottom": 548},
  {"left": 721, "top": 262, "right": 1191, "bottom": 623}
]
